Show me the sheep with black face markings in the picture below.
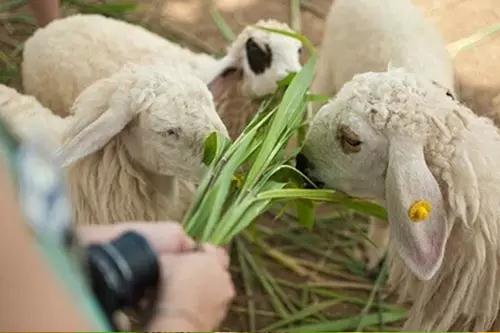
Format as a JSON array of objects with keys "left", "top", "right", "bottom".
[
  {"left": 300, "top": 69, "right": 500, "bottom": 331},
  {"left": 22, "top": 15, "right": 302, "bottom": 137}
]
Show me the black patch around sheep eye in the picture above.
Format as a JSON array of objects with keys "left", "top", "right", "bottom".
[{"left": 245, "top": 37, "right": 272, "bottom": 74}]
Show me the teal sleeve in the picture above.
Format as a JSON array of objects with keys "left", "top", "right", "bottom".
[{"left": 0, "top": 118, "right": 110, "bottom": 330}]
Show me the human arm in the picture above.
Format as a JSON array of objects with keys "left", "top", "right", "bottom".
[{"left": 0, "top": 163, "right": 96, "bottom": 331}]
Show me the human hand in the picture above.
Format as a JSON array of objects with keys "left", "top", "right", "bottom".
[
  {"left": 148, "top": 245, "right": 235, "bottom": 331},
  {"left": 77, "top": 222, "right": 195, "bottom": 254},
  {"left": 78, "top": 222, "right": 234, "bottom": 331}
]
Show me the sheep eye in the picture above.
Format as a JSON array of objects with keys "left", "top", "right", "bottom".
[
  {"left": 337, "top": 125, "right": 362, "bottom": 154},
  {"left": 298, "top": 47, "right": 303, "bottom": 55},
  {"left": 446, "top": 90, "right": 455, "bottom": 100}
]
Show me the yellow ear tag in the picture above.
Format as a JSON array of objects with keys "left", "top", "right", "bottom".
[{"left": 408, "top": 200, "right": 432, "bottom": 223}]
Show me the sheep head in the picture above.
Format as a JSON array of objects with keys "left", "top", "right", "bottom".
[
  {"left": 57, "top": 64, "right": 228, "bottom": 183},
  {"left": 209, "top": 19, "right": 303, "bottom": 99},
  {"left": 299, "top": 69, "right": 474, "bottom": 281}
]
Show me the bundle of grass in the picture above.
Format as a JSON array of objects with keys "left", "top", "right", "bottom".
[{"left": 183, "top": 32, "right": 386, "bottom": 245}]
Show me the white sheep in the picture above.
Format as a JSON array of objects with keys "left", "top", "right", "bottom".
[
  {"left": 310, "top": 0, "right": 457, "bottom": 270},
  {"left": 301, "top": 69, "right": 500, "bottom": 331},
  {"left": 0, "top": 84, "right": 66, "bottom": 149},
  {"left": 54, "top": 63, "right": 228, "bottom": 225},
  {"left": 22, "top": 14, "right": 302, "bottom": 137},
  {"left": 311, "top": 0, "right": 455, "bottom": 113}
]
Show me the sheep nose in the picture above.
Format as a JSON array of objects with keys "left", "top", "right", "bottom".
[
  {"left": 296, "top": 153, "right": 325, "bottom": 189},
  {"left": 296, "top": 153, "right": 310, "bottom": 174}
]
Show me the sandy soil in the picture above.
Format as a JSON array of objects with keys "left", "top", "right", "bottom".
[{"left": 137, "top": 0, "right": 500, "bottom": 123}]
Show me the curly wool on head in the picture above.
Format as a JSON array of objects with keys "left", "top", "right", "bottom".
[
  {"left": 303, "top": 69, "right": 500, "bottom": 331},
  {"left": 335, "top": 70, "right": 436, "bottom": 138}
]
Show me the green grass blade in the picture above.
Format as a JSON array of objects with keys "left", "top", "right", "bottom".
[
  {"left": 63, "top": 0, "right": 137, "bottom": 17},
  {"left": 307, "top": 93, "right": 330, "bottom": 103},
  {"left": 242, "top": 56, "right": 317, "bottom": 192},
  {"left": 210, "top": 4, "right": 236, "bottom": 42},
  {"left": 356, "top": 260, "right": 389, "bottom": 331},
  {"left": 237, "top": 239, "right": 291, "bottom": 319},
  {"left": 202, "top": 131, "right": 230, "bottom": 166},
  {"left": 448, "top": 22, "right": 500, "bottom": 57},
  {"left": 182, "top": 167, "right": 215, "bottom": 229},
  {"left": 1, "top": 13, "right": 36, "bottom": 25},
  {"left": 236, "top": 238, "right": 257, "bottom": 331},
  {"left": 257, "top": 27, "right": 316, "bottom": 54},
  {"left": 295, "top": 199, "right": 315, "bottom": 229},
  {"left": 262, "top": 299, "right": 342, "bottom": 331},
  {"left": 290, "top": 0, "right": 302, "bottom": 32},
  {"left": 198, "top": 131, "right": 257, "bottom": 240},
  {"left": 257, "top": 189, "right": 387, "bottom": 220},
  {"left": 0, "top": 0, "right": 28, "bottom": 12},
  {"left": 287, "top": 311, "right": 407, "bottom": 332},
  {"left": 214, "top": 182, "right": 286, "bottom": 244}
]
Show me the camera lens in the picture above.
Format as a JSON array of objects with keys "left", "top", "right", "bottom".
[{"left": 86, "top": 231, "right": 160, "bottom": 327}]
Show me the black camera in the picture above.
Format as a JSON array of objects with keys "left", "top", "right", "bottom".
[{"left": 85, "top": 231, "right": 160, "bottom": 329}]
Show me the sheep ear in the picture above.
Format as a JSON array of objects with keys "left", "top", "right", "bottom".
[
  {"left": 385, "top": 137, "right": 448, "bottom": 280},
  {"left": 56, "top": 109, "right": 135, "bottom": 167},
  {"left": 56, "top": 80, "right": 153, "bottom": 167}
]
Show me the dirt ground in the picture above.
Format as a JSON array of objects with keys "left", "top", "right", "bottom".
[
  {"left": 138, "top": 0, "right": 500, "bottom": 123},
  {"left": 2, "top": 0, "right": 499, "bottom": 114},
  {"left": 1, "top": 0, "right": 499, "bottom": 331},
  {"left": 2, "top": 0, "right": 499, "bottom": 120}
]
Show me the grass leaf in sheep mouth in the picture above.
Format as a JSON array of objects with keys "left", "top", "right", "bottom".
[
  {"left": 183, "top": 34, "right": 387, "bottom": 245},
  {"left": 256, "top": 26, "right": 317, "bottom": 54}
]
